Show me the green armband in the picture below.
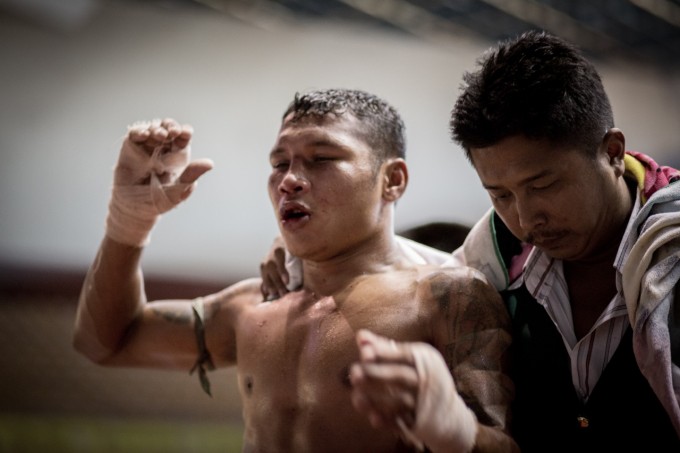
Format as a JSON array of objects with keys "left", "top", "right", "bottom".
[{"left": 190, "top": 298, "right": 215, "bottom": 396}]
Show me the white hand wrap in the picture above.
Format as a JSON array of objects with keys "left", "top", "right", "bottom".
[
  {"left": 105, "top": 124, "right": 193, "bottom": 247},
  {"left": 407, "top": 343, "right": 478, "bottom": 453}
]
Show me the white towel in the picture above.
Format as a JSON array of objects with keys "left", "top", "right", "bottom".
[{"left": 620, "top": 181, "right": 680, "bottom": 436}]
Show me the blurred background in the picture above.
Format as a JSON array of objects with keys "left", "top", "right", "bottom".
[{"left": 1, "top": 0, "right": 679, "bottom": 451}]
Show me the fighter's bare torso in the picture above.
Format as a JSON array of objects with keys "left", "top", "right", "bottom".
[{"left": 210, "top": 266, "right": 453, "bottom": 452}]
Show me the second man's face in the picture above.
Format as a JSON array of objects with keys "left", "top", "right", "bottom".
[{"left": 470, "top": 134, "right": 625, "bottom": 262}]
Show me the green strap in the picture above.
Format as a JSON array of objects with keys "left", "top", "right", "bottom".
[{"left": 190, "top": 298, "right": 215, "bottom": 397}]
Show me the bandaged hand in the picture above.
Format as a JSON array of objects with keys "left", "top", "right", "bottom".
[
  {"left": 350, "top": 330, "right": 477, "bottom": 453},
  {"left": 106, "top": 118, "right": 213, "bottom": 247}
]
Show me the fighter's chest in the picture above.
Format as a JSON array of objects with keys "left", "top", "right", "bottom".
[
  {"left": 235, "top": 294, "right": 421, "bottom": 383},
  {"left": 239, "top": 298, "right": 367, "bottom": 365}
]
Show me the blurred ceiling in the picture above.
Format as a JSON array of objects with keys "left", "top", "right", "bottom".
[{"left": 3, "top": 0, "right": 680, "bottom": 70}]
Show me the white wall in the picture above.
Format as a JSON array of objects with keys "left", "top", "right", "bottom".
[{"left": 1, "top": 2, "right": 678, "bottom": 282}]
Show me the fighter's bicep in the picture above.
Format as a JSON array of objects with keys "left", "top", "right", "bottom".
[
  {"left": 202, "top": 278, "right": 262, "bottom": 367},
  {"left": 99, "top": 299, "right": 197, "bottom": 369}
]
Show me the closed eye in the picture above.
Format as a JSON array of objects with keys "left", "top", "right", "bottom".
[
  {"left": 313, "top": 155, "right": 336, "bottom": 163},
  {"left": 489, "top": 191, "right": 512, "bottom": 201},
  {"left": 271, "top": 160, "right": 289, "bottom": 170},
  {"left": 530, "top": 181, "right": 555, "bottom": 192}
]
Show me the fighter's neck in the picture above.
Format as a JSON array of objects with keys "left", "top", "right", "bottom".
[{"left": 300, "top": 234, "right": 405, "bottom": 297}]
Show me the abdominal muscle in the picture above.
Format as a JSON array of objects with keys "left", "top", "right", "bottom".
[{"left": 235, "top": 279, "right": 425, "bottom": 453}]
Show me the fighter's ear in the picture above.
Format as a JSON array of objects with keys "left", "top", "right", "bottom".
[{"left": 382, "top": 158, "right": 408, "bottom": 202}]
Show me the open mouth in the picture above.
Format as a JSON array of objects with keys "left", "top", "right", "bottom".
[{"left": 279, "top": 202, "right": 310, "bottom": 223}]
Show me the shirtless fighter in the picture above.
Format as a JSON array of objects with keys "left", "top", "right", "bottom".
[{"left": 73, "top": 89, "right": 517, "bottom": 452}]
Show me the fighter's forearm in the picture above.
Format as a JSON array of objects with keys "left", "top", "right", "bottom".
[{"left": 72, "top": 236, "right": 146, "bottom": 363}]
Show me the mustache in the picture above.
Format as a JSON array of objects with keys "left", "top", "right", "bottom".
[{"left": 524, "top": 230, "right": 568, "bottom": 244}]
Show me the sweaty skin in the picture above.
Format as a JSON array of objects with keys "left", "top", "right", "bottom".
[{"left": 204, "top": 264, "right": 513, "bottom": 452}]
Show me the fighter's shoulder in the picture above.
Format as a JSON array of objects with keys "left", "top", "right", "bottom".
[
  {"left": 208, "top": 277, "right": 264, "bottom": 309},
  {"left": 377, "top": 263, "right": 486, "bottom": 288},
  {"left": 414, "top": 264, "right": 503, "bottom": 309},
  {"left": 417, "top": 263, "right": 492, "bottom": 287}
]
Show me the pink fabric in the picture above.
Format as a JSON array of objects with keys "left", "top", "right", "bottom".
[{"left": 626, "top": 150, "right": 680, "bottom": 202}]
